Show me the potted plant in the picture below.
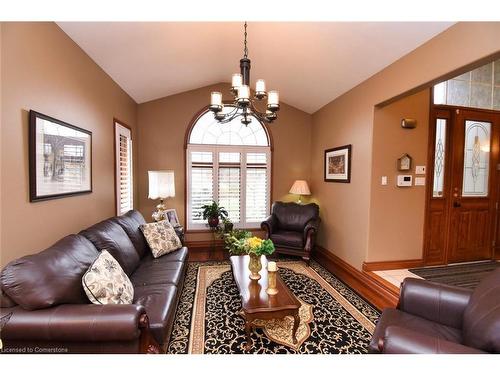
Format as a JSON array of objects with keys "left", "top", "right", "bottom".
[
  {"left": 200, "top": 200, "right": 228, "bottom": 228},
  {"left": 221, "top": 217, "right": 234, "bottom": 232},
  {"left": 221, "top": 229, "right": 252, "bottom": 255}
]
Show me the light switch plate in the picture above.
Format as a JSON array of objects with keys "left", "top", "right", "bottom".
[
  {"left": 415, "top": 165, "right": 426, "bottom": 174},
  {"left": 381, "top": 176, "right": 388, "bottom": 185},
  {"left": 415, "top": 177, "right": 425, "bottom": 186}
]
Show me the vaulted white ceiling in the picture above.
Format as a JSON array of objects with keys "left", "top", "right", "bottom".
[{"left": 57, "top": 22, "right": 453, "bottom": 113}]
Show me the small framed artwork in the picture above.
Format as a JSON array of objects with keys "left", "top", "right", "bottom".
[
  {"left": 324, "top": 144, "right": 352, "bottom": 183},
  {"left": 29, "top": 110, "right": 92, "bottom": 202},
  {"left": 397, "top": 153, "right": 412, "bottom": 171},
  {"left": 164, "top": 209, "right": 180, "bottom": 227}
]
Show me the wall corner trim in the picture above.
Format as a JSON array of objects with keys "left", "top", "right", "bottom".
[
  {"left": 313, "top": 246, "right": 399, "bottom": 310},
  {"left": 362, "top": 259, "right": 425, "bottom": 272}
]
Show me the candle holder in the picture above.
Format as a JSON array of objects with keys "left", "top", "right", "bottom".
[{"left": 266, "top": 270, "right": 278, "bottom": 295}]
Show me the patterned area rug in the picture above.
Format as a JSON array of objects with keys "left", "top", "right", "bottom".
[
  {"left": 167, "top": 260, "right": 380, "bottom": 354},
  {"left": 409, "top": 261, "right": 500, "bottom": 289}
]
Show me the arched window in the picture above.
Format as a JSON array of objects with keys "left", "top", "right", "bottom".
[{"left": 186, "top": 108, "right": 271, "bottom": 229}]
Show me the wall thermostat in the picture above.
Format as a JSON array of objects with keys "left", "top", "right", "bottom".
[{"left": 397, "top": 175, "right": 413, "bottom": 187}]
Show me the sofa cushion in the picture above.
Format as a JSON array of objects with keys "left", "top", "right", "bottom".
[
  {"left": 139, "top": 221, "right": 182, "bottom": 258},
  {"left": 270, "top": 231, "right": 304, "bottom": 248},
  {"left": 131, "top": 260, "right": 186, "bottom": 287},
  {"left": 82, "top": 250, "right": 134, "bottom": 304},
  {"left": 462, "top": 268, "right": 500, "bottom": 352},
  {"left": 272, "top": 201, "right": 319, "bottom": 232},
  {"left": 369, "top": 308, "right": 462, "bottom": 353},
  {"left": 0, "top": 234, "right": 99, "bottom": 310},
  {"left": 141, "top": 247, "right": 188, "bottom": 264},
  {"left": 112, "top": 210, "right": 149, "bottom": 258},
  {"left": 80, "top": 219, "right": 141, "bottom": 276},
  {"left": 133, "top": 284, "right": 178, "bottom": 345}
]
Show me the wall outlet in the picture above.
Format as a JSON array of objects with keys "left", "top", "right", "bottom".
[
  {"left": 381, "top": 176, "right": 388, "bottom": 185},
  {"left": 415, "top": 165, "right": 426, "bottom": 174}
]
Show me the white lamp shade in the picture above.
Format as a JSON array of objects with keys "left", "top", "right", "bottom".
[
  {"left": 289, "top": 180, "right": 311, "bottom": 195},
  {"left": 148, "top": 170, "right": 175, "bottom": 199}
]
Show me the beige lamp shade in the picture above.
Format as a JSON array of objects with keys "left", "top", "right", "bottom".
[
  {"left": 289, "top": 180, "right": 311, "bottom": 195},
  {"left": 148, "top": 170, "right": 175, "bottom": 199}
]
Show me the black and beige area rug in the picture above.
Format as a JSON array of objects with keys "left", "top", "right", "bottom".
[
  {"left": 167, "top": 260, "right": 379, "bottom": 354},
  {"left": 409, "top": 260, "right": 500, "bottom": 289}
]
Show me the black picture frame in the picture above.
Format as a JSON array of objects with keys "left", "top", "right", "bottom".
[
  {"left": 324, "top": 144, "right": 352, "bottom": 183},
  {"left": 29, "top": 110, "right": 93, "bottom": 202}
]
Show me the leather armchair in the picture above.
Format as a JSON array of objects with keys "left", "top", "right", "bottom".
[
  {"left": 370, "top": 268, "right": 500, "bottom": 354},
  {"left": 261, "top": 201, "right": 320, "bottom": 264}
]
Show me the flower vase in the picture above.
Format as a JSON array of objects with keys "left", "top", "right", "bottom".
[{"left": 248, "top": 253, "right": 262, "bottom": 280}]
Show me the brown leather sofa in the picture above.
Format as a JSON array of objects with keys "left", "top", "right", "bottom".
[
  {"left": 0, "top": 210, "right": 187, "bottom": 354},
  {"left": 369, "top": 268, "right": 500, "bottom": 354},
  {"left": 261, "top": 201, "right": 320, "bottom": 264}
]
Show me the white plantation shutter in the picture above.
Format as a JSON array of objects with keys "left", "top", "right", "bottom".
[
  {"left": 189, "top": 151, "right": 214, "bottom": 225},
  {"left": 115, "top": 123, "right": 133, "bottom": 215},
  {"left": 186, "top": 111, "right": 271, "bottom": 230},
  {"left": 246, "top": 154, "right": 268, "bottom": 222}
]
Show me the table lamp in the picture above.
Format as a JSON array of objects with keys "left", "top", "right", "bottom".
[
  {"left": 289, "top": 180, "right": 311, "bottom": 204},
  {"left": 148, "top": 170, "right": 175, "bottom": 221}
]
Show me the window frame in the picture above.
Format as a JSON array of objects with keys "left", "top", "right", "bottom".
[
  {"left": 114, "top": 120, "right": 134, "bottom": 216},
  {"left": 186, "top": 143, "right": 271, "bottom": 230}
]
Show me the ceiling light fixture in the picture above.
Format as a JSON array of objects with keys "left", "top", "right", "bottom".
[{"left": 209, "top": 22, "right": 280, "bottom": 125}]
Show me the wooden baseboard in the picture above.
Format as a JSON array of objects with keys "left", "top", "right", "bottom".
[
  {"left": 313, "top": 246, "right": 399, "bottom": 310},
  {"left": 362, "top": 259, "right": 424, "bottom": 272}
]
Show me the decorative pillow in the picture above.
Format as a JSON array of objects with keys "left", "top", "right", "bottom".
[
  {"left": 82, "top": 250, "right": 134, "bottom": 304},
  {"left": 140, "top": 220, "right": 182, "bottom": 258}
]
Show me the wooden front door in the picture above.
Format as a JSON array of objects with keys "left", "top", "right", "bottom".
[{"left": 424, "top": 107, "right": 500, "bottom": 265}]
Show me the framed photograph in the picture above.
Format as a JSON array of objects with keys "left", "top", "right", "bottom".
[
  {"left": 164, "top": 208, "right": 180, "bottom": 227},
  {"left": 324, "top": 144, "right": 352, "bottom": 183},
  {"left": 29, "top": 110, "right": 92, "bottom": 202}
]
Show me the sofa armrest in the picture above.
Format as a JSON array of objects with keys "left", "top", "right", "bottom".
[
  {"left": 261, "top": 215, "right": 278, "bottom": 238},
  {"left": 1, "top": 304, "right": 147, "bottom": 342},
  {"left": 303, "top": 217, "right": 320, "bottom": 239},
  {"left": 399, "top": 278, "right": 472, "bottom": 329},
  {"left": 380, "top": 326, "right": 485, "bottom": 354}
]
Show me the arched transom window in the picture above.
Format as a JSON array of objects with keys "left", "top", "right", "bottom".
[{"left": 186, "top": 108, "right": 271, "bottom": 229}]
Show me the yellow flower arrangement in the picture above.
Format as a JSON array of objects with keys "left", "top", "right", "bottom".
[{"left": 244, "top": 236, "right": 275, "bottom": 256}]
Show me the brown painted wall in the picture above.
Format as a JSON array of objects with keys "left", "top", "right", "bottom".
[
  {"left": 368, "top": 89, "right": 430, "bottom": 262},
  {"left": 0, "top": 22, "right": 138, "bottom": 267},
  {"left": 311, "top": 22, "right": 500, "bottom": 270},
  {"left": 137, "top": 82, "right": 312, "bottom": 242}
]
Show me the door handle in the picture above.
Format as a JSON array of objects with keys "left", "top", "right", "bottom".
[{"left": 453, "top": 200, "right": 461, "bottom": 208}]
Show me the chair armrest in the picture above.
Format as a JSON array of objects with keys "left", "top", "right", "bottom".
[
  {"left": 261, "top": 215, "right": 278, "bottom": 237},
  {"left": 303, "top": 217, "right": 321, "bottom": 240},
  {"left": 380, "top": 326, "right": 485, "bottom": 354},
  {"left": 399, "top": 278, "right": 472, "bottom": 329},
  {"left": 1, "top": 304, "right": 147, "bottom": 342}
]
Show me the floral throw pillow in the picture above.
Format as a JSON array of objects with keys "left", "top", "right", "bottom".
[
  {"left": 82, "top": 250, "right": 134, "bottom": 304},
  {"left": 140, "top": 220, "right": 182, "bottom": 258}
]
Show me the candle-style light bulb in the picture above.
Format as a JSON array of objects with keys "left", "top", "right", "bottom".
[
  {"left": 211, "top": 92, "right": 222, "bottom": 106},
  {"left": 268, "top": 90, "right": 279, "bottom": 105},
  {"left": 256, "top": 79, "right": 266, "bottom": 93},
  {"left": 232, "top": 74, "right": 243, "bottom": 88},
  {"left": 238, "top": 85, "right": 250, "bottom": 99}
]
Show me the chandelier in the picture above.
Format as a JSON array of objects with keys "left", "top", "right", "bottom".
[{"left": 209, "top": 22, "right": 280, "bottom": 125}]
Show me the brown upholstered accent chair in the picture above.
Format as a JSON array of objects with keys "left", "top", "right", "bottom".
[
  {"left": 261, "top": 201, "right": 320, "bottom": 264},
  {"left": 369, "top": 268, "right": 500, "bottom": 354}
]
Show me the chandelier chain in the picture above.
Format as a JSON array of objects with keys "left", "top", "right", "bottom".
[{"left": 243, "top": 21, "right": 248, "bottom": 59}]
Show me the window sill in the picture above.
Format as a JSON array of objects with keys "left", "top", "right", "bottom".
[{"left": 185, "top": 227, "right": 263, "bottom": 234}]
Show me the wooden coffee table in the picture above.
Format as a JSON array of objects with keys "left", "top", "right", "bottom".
[{"left": 230, "top": 255, "right": 301, "bottom": 350}]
